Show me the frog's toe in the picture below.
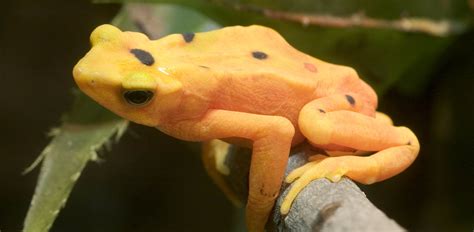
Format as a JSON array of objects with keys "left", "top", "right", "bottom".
[
  {"left": 280, "top": 158, "right": 348, "bottom": 215},
  {"left": 326, "top": 171, "right": 345, "bottom": 182},
  {"left": 285, "top": 162, "right": 316, "bottom": 184},
  {"left": 281, "top": 169, "right": 320, "bottom": 215},
  {"left": 285, "top": 154, "right": 327, "bottom": 183}
]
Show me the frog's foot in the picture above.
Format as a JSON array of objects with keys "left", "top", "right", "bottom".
[
  {"left": 285, "top": 154, "right": 327, "bottom": 183},
  {"left": 281, "top": 134, "right": 419, "bottom": 215},
  {"left": 280, "top": 156, "right": 348, "bottom": 215}
]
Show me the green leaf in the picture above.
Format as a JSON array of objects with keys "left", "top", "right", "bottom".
[{"left": 23, "top": 91, "right": 128, "bottom": 232}]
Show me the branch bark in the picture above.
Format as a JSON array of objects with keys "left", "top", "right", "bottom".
[{"left": 209, "top": 142, "right": 405, "bottom": 232}]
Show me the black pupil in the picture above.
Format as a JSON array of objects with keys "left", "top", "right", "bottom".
[{"left": 123, "top": 90, "right": 153, "bottom": 105}]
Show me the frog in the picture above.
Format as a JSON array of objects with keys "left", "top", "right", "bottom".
[{"left": 73, "top": 24, "right": 420, "bottom": 232}]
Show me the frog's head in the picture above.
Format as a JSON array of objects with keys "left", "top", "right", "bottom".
[{"left": 73, "top": 24, "right": 183, "bottom": 126}]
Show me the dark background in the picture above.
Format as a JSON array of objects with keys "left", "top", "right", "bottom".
[{"left": 1, "top": 0, "right": 473, "bottom": 231}]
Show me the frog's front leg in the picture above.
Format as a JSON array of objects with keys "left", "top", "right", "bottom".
[
  {"left": 280, "top": 94, "right": 420, "bottom": 215},
  {"left": 160, "top": 110, "right": 295, "bottom": 232}
]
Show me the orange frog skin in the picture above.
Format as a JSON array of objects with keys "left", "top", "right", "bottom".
[{"left": 73, "top": 24, "right": 419, "bottom": 232}]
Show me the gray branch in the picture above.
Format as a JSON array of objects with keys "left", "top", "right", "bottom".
[{"left": 222, "top": 145, "right": 405, "bottom": 232}]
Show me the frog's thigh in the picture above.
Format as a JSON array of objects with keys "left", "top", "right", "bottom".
[
  {"left": 186, "top": 110, "right": 294, "bottom": 232},
  {"left": 297, "top": 96, "right": 420, "bottom": 181},
  {"left": 323, "top": 111, "right": 394, "bottom": 157},
  {"left": 281, "top": 96, "right": 420, "bottom": 214},
  {"left": 298, "top": 95, "right": 407, "bottom": 150},
  {"left": 375, "top": 111, "right": 393, "bottom": 125}
]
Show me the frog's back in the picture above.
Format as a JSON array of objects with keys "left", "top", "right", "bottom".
[{"left": 155, "top": 25, "right": 336, "bottom": 89}]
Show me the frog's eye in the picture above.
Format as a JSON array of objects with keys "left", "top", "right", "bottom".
[{"left": 123, "top": 90, "right": 154, "bottom": 106}]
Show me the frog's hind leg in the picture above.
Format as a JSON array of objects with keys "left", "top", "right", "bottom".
[
  {"left": 280, "top": 94, "right": 420, "bottom": 215},
  {"left": 323, "top": 111, "right": 394, "bottom": 157}
]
